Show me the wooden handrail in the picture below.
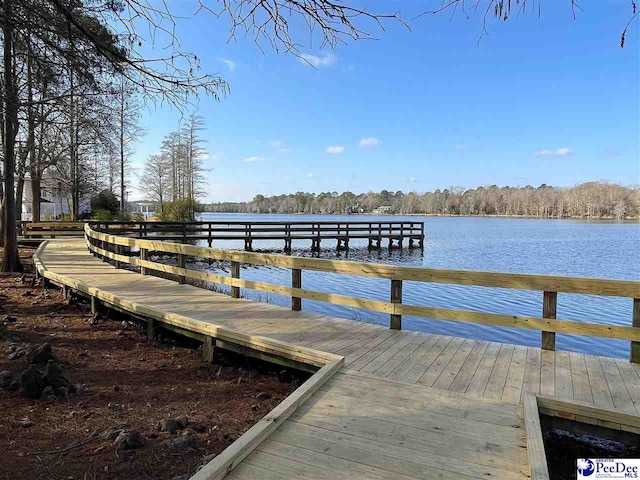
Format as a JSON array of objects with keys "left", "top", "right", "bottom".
[
  {"left": 84, "top": 225, "right": 640, "bottom": 362},
  {"left": 24, "top": 221, "right": 85, "bottom": 238}
]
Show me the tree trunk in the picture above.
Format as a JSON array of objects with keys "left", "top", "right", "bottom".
[
  {"left": 69, "top": 71, "right": 78, "bottom": 220},
  {"left": 15, "top": 175, "right": 24, "bottom": 222},
  {"left": 119, "top": 85, "right": 125, "bottom": 216},
  {"left": 31, "top": 174, "right": 42, "bottom": 222},
  {"left": 1, "top": 1, "right": 23, "bottom": 272},
  {"left": 27, "top": 49, "right": 40, "bottom": 222}
]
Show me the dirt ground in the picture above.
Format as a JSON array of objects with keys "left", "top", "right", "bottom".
[{"left": 0, "top": 246, "right": 304, "bottom": 480}]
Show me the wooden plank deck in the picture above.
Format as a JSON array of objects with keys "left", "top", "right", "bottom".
[
  {"left": 36, "top": 239, "right": 640, "bottom": 416},
  {"left": 35, "top": 238, "right": 640, "bottom": 479},
  {"left": 229, "top": 370, "right": 529, "bottom": 480}
]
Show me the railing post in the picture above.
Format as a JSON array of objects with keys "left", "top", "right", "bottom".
[
  {"left": 147, "top": 318, "right": 155, "bottom": 340},
  {"left": 292, "top": 268, "right": 302, "bottom": 311},
  {"left": 542, "top": 291, "right": 557, "bottom": 350},
  {"left": 390, "top": 279, "right": 402, "bottom": 330},
  {"left": 202, "top": 336, "right": 215, "bottom": 364},
  {"left": 631, "top": 298, "right": 640, "bottom": 364},
  {"left": 231, "top": 261, "right": 240, "bottom": 298},
  {"left": 140, "top": 247, "right": 148, "bottom": 276},
  {"left": 114, "top": 244, "right": 121, "bottom": 269},
  {"left": 177, "top": 253, "right": 185, "bottom": 284}
]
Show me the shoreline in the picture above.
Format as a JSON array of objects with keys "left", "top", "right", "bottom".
[{"left": 200, "top": 212, "right": 640, "bottom": 222}]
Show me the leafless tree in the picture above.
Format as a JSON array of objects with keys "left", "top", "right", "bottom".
[{"left": 139, "top": 154, "right": 171, "bottom": 209}]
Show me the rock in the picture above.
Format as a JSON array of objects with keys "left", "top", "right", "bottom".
[
  {"left": 8, "top": 380, "right": 21, "bottom": 391},
  {"left": 20, "top": 364, "right": 43, "bottom": 399},
  {"left": 42, "top": 385, "right": 55, "bottom": 398},
  {"left": 42, "top": 360, "right": 76, "bottom": 393},
  {"left": 163, "top": 432, "right": 200, "bottom": 452},
  {"left": 159, "top": 419, "right": 180, "bottom": 434},
  {"left": 175, "top": 415, "right": 191, "bottom": 429},
  {"left": 0, "top": 370, "right": 13, "bottom": 390},
  {"left": 21, "top": 290, "right": 34, "bottom": 297},
  {"left": 112, "top": 385, "right": 119, "bottom": 392},
  {"left": 255, "top": 391, "right": 272, "bottom": 401},
  {"left": 114, "top": 430, "right": 146, "bottom": 450},
  {"left": 8, "top": 347, "right": 27, "bottom": 360},
  {"left": 1, "top": 315, "right": 17, "bottom": 323},
  {"left": 77, "top": 351, "right": 88, "bottom": 358},
  {"left": 21, "top": 419, "right": 33, "bottom": 428},
  {"left": 0, "top": 325, "right": 20, "bottom": 342},
  {"left": 55, "top": 387, "right": 69, "bottom": 399},
  {"left": 27, "top": 343, "right": 58, "bottom": 365}
]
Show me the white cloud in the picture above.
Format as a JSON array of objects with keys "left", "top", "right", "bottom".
[
  {"left": 408, "top": 177, "right": 417, "bottom": 183},
  {"left": 270, "top": 140, "right": 282, "bottom": 147},
  {"left": 243, "top": 155, "right": 264, "bottom": 163},
  {"left": 326, "top": 145, "right": 344, "bottom": 154},
  {"left": 359, "top": 137, "right": 380, "bottom": 148},
  {"left": 279, "top": 148, "right": 292, "bottom": 153},
  {"left": 199, "top": 153, "right": 216, "bottom": 161},
  {"left": 218, "top": 58, "right": 236, "bottom": 71},
  {"left": 307, "top": 173, "right": 315, "bottom": 178},
  {"left": 299, "top": 53, "right": 336, "bottom": 68},
  {"left": 535, "top": 147, "right": 572, "bottom": 157},
  {"left": 453, "top": 144, "right": 470, "bottom": 151}
]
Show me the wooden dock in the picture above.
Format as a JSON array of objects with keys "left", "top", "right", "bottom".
[
  {"left": 33, "top": 232, "right": 640, "bottom": 480},
  {"left": 90, "top": 220, "right": 425, "bottom": 252}
]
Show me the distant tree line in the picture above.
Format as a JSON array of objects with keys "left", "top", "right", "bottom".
[{"left": 205, "top": 182, "right": 640, "bottom": 219}]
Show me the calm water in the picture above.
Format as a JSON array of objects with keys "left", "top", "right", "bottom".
[{"left": 186, "top": 213, "right": 640, "bottom": 359}]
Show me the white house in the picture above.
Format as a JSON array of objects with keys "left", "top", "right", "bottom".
[{"left": 20, "top": 176, "right": 90, "bottom": 221}]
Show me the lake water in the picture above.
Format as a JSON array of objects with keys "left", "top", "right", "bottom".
[{"left": 189, "top": 213, "right": 640, "bottom": 359}]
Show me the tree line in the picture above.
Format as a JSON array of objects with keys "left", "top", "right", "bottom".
[{"left": 205, "top": 182, "right": 640, "bottom": 219}]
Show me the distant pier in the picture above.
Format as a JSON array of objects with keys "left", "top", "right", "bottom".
[{"left": 90, "top": 221, "right": 425, "bottom": 252}]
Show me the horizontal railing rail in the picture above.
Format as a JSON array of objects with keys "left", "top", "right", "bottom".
[
  {"left": 84, "top": 224, "right": 640, "bottom": 363},
  {"left": 24, "top": 221, "right": 85, "bottom": 238}
]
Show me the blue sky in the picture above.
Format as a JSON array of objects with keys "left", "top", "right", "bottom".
[{"left": 129, "top": 1, "right": 639, "bottom": 202}]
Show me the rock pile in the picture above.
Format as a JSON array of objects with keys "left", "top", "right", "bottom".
[{"left": 0, "top": 342, "right": 77, "bottom": 400}]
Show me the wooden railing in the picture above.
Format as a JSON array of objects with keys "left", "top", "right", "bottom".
[
  {"left": 90, "top": 220, "right": 425, "bottom": 251},
  {"left": 24, "top": 221, "right": 85, "bottom": 238},
  {"left": 84, "top": 225, "right": 640, "bottom": 363}
]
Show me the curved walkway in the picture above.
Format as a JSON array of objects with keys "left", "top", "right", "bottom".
[{"left": 33, "top": 238, "right": 640, "bottom": 479}]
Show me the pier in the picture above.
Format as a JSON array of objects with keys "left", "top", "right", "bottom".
[
  {"left": 32, "top": 226, "right": 640, "bottom": 480},
  {"left": 89, "top": 220, "right": 425, "bottom": 252}
]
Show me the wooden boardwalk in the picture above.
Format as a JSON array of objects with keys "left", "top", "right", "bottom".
[
  {"left": 228, "top": 370, "right": 528, "bottom": 480},
  {"left": 35, "top": 239, "right": 640, "bottom": 479}
]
